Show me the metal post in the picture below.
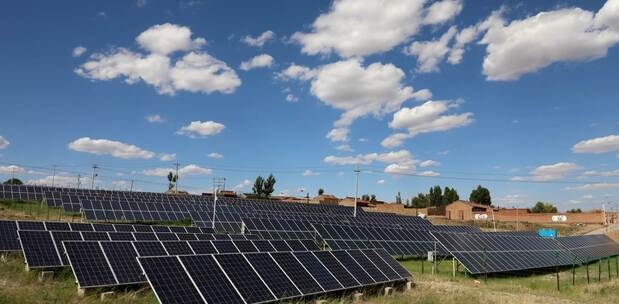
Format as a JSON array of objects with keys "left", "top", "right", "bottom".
[
  {"left": 616, "top": 255, "right": 618, "bottom": 276},
  {"left": 599, "top": 259, "right": 602, "bottom": 282},
  {"left": 555, "top": 252, "right": 560, "bottom": 291},
  {"left": 608, "top": 257, "right": 611, "bottom": 280},
  {"left": 452, "top": 257, "right": 456, "bottom": 277},
  {"left": 421, "top": 259, "right": 424, "bottom": 274},
  {"left": 91, "top": 164, "right": 98, "bottom": 189},
  {"left": 586, "top": 258, "right": 590, "bottom": 284},
  {"left": 353, "top": 164, "right": 360, "bottom": 217},
  {"left": 211, "top": 188, "right": 219, "bottom": 229},
  {"left": 51, "top": 165, "right": 57, "bottom": 187},
  {"left": 572, "top": 258, "right": 575, "bottom": 285},
  {"left": 175, "top": 161, "right": 180, "bottom": 193},
  {"left": 483, "top": 248, "right": 487, "bottom": 283},
  {"left": 130, "top": 180, "right": 134, "bottom": 192}
]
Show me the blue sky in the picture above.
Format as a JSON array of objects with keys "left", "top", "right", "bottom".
[{"left": 1, "top": 0, "right": 619, "bottom": 211}]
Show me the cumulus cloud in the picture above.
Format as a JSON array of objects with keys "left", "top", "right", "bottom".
[
  {"left": 239, "top": 54, "right": 274, "bottom": 71},
  {"left": 276, "top": 64, "right": 317, "bottom": 81},
  {"left": 418, "top": 170, "right": 440, "bottom": 176},
  {"left": 302, "top": 169, "right": 320, "bottom": 176},
  {"left": 324, "top": 149, "right": 417, "bottom": 175},
  {"left": 241, "top": 30, "right": 275, "bottom": 47},
  {"left": 145, "top": 114, "right": 164, "bottom": 123},
  {"left": 68, "top": 137, "right": 155, "bottom": 159},
  {"left": 335, "top": 144, "right": 353, "bottom": 152},
  {"left": 159, "top": 153, "right": 176, "bottom": 161},
  {"left": 27, "top": 175, "right": 91, "bottom": 188},
  {"left": 177, "top": 121, "right": 225, "bottom": 138},
  {"left": 580, "top": 169, "right": 619, "bottom": 177},
  {"left": 234, "top": 179, "right": 252, "bottom": 190},
  {"left": 0, "top": 165, "right": 25, "bottom": 174},
  {"left": 479, "top": 2, "right": 619, "bottom": 81},
  {"left": 207, "top": 152, "right": 223, "bottom": 159},
  {"left": 75, "top": 23, "right": 240, "bottom": 95},
  {"left": 512, "top": 162, "right": 580, "bottom": 181},
  {"left": 566, "top": 182, "right": 619, "bottom": 191},
  {"left": 0, "top": 136, "right": 9, "bottom": 149},
  {"left": 142, "top": 164, "right": 212, "bottom": 176},
  {"left": 405, "top": 26, "right": 457, "bottom": 72},
  {"left": 419, "top": 160, "right": 440, "bottom": 167},
  {"left": 291, "top": 0, "right": 462, "bottom": 58},
  {"left": 382, "top": 100, "right": 473, "bottom": 148},
  {"left": 285, "top": 94, "right": 299, "bottom": 102},
  {"left": 72, "top": 46, "right": 87, "bottom": 57},
  {"left": 572, "top": 134, "right": 619, "bottom": 154},
  {"left": 376, "top": 179, "right": 385, "bottom": 185}
]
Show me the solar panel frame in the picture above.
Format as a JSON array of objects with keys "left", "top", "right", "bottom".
[{"left": 63, "top": 241, "right": 118, "bottom": 288}]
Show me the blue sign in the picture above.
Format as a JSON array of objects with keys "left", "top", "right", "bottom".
[{"left": 538, "top": 228, "right": 557, "bottom": 239}]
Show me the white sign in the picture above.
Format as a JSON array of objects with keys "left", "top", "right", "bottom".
[
  {"left": 474, "top": 213, "right": 488, "bottom": 221},
  {"left": 552, "top": 215, "right": 567, "bottom": 222},
  {"left": 427, "top": 251, "right": 434, "bottom": 262}
]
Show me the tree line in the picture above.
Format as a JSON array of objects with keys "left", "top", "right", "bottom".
[{"left": 406, "top": 184, "right": 492, "bottom": 208}]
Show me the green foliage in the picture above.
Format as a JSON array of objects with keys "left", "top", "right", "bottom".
[
  {"left": 395, "top": 192, "right": 402, "bottom": 204},
  {"left": 263, "top": 174, "right": 276, "bottom": 198},
  {"left": 530, "top": 201, "right": 558, "bottom": 213},
  {"left": 318, "top": 188, "right": 324, "bottom": 195},
  {"left": 442, "top": 186, "right": 460, "bottom": 205},
  {"left": 567, "top": 208, "right": 582, "bottom": 213},
  {"left": 411, "top": 193, "right": 429, "bottom": 208},
  {"left": 428, "top": 185, "right": 442, "bottom": 206},
  {"left": 166, "top": 172, "right": 178, "bottom": 190},
  {"left": 469, "top": 185, "right": 492, "bottom": 205},
  {"left": 3, "top": 178, "right": 23, "bottom": 185},
  {"left": 361, "top": 194, "right": 370, "bottom": 201},
  {"left": 410, "top": 185, "right": 460, "bottom": 208},
  {"left": 252, "top": 176, "right": 265, "bottom": 197},
  {"left": 370, "top": 194, "right": 376, "bottom": 202}
]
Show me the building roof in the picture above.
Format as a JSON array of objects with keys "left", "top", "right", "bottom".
[{"left": 449, "top": 200, "right": 491, "bottom": 209}]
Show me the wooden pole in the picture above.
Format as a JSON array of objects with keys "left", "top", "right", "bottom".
[
  {"left": 421, "top": 259, "right": 424, "bottom": 274},
  {"left": 556, "top": 252, "right": 560, "bottom": 292},
  {"left": 586, "top": 260, "right": 590, "bottom": 284},
  {"left": 598, "top": 259, "right": 602, "bottom": 282},
  {"left": 452, "top": 257, "right": 456, "bottom": 277},
  {"left": 608, "top": 257, "right": 611, "bottom": 280}
]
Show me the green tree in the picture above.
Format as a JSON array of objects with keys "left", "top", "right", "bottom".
[
  {"left": 263, "top": 174, "right": 276, "bottom": 198},
  {"left": 370, "top": 194, "right": 376, "bottom": 202},
  {"left": 166, "top": 172, "right": 178, "bottom": 191},
  {"left": 567, "top": 208, "right": 582, "bottom": 213},
  {"left": 428, "top": 185, "right": 443, "bottom": 206},
  {"left": 3, "top": 178, "right": 23, "bottom": 185},
  {"left": 469, "top": 185, "right": 492, "bottom": 205},
  {"left": 395, "top": 192, "right": 402, "bottom": 204},
  {"left": 252, "top": 176, "right": 265, "bottom": 197},
  {"left": 318, "top": 188, "right": 324, "bottom": 195},
  {"left": 442, "top": 187, "right": 460, "bottom": 205},
  {"left": 530, "top": 202, "right": 558, "bottom": 213},
  {"left": 411, "top": 193, "right": 429, "bottom": 208},
  {"left": 361, "top": 194, "right": 370, "bottom": 201}
]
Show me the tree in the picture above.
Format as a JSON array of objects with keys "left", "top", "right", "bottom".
[
  {"left": 252, "top": 176, "right": 265, "bottom": 197},
  {"left": 361, "top": 194, "right": 370, "bottom": 201},
  {"left": 442, "top": 187, "right": 460, "bottom": 205},
  {"left": 428, "top": 185, "right": 442, "bottom": 206},
  {"left": 318, "top": 188, "right": 324, "bottom": 195},
  {"left": 263, "top": 174, "right": 276, "bottom": 198},
  {"left": 370, "top": 194, "right": 376, "bottom": 202},
  {"left": 395, "top": 192, "right": 402, "bottom": 204},
  {"left": 3, "top": 178, "right": 23, "bottom": 185},
  {"left": 567, "top": 208, "right": 582, "bottom": 213},
  {"left": 469, "top": 185, "right": 492, "bottom": 205},
  {"left": 411, "top": 193, "right": 429, "bottom": 208},
  {"left": 166, "top": 172, "right": 178, "bottom": 191},
  {"left": 529, "top": 202, "right": 558, "bottom": 213}
]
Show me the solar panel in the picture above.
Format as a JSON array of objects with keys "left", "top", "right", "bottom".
[
  {"left": 330, "top": 250, "right": 375, "bottom": 285},
  {"left": 109, "top": 232, "right": 135, "bottom": 241},
  {"left": 285, "top": 240, "right": 307, "bottom": 251},
  {"left": 269, "top": 240, "right": 292, "bottom": 251},
  {"left": 557, "top": 235, "right": 619, "bottom": 263},
  {"left": 51, "top": 231, "right": 82, "bottom": 265},
  {"left": 156, "top": 233, "right": 179, "bottom": 241},
  {"left": 312, "top": 251, "right": 359, "bottom": 288},
  {"left": 300, "top": 239, "right": 321, "bottom": 251},
  {"left": 214, "top": 254, "right": 276, "bottom": 303},
  {"left": 139, "top": 256, "right": 205, "bottom": 304},
  {"left": 346, "top": 250, "right": 389, "bottom": 283},
  {"left": 212, "top": 240, "right": 239, "bottom": 253},
  {"left": 372, "top": 249, "right": 412, "bottom": 278},
  {"left": 188, "top": 240, "right": 218, "bottom": 254},
  {"left": 69, "top": 223, "right": 94, "bottom": 231},
  {"left": 92, "top": 223, "right": 116, "bottom": 232},
  {"left": 359, "top": 249, "right": 401, "bottom": 280},
  {"left": 45, "top": 222, "right": 71, "bottom": 231},
  {"left": 232, "top": 240, "right": 258, "bottom": 253},
  {"left": 162, "top": 241, "right": 194, "bottom": 255},
  {"left": 18, "top": 230, "right": 61, "bottom": 268},
  {"left": 17, "top": 221, "right": 45, "bottom": 230},
  {"left": 63, "top": 241, "right": 117, "bottom": 288},
  {"left": 133, "top": 241, "right": 168, "bottom": 256},
  {"left": 252, "top": 240, "right": 277, "bottom": 252},
  {"left": 178, "top": 255, "right": 244, "bottom": 304},
  {"left": 81, "top": 231, "right": 110, "bottom": 241},
  {"left": 0, "top": 221, "right": 20, "bottom": 251},
  {"left": 270, "top": 252, "right": 323, "bottom": 294},
  {"left": 134, "top": 232, "right": 158, "bottom": 241},
  {"left": 244, "top": 253, "right": 302, "bottom": 299},
  {"left": 293, "top": 251, "right": 342, "bottom": 291},
  {"left": 100, "top": 241, "right": 143, "bottom": 285}
]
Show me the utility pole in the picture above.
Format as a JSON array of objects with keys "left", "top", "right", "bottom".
[
  {"left": 175, "top": 160, "right": 180, "bottom": 193},
  {"left": 212, "top": 187, "right": 219, "bottom": 229},
  {"left": 130, "top": 179, "right": 134, "bottom": 192},
  {"left": 51, "top": 165, "right": 57, "bottom": 187},
  {"left": 91, "top": 164, "right": 98, "bottom": 189},
  {"left": 11, "top": 166, "right": 15, "bottom": 181},
  {"left": 77, "top": 174, "right": 82, "bottom": 189},
  {"left": 353, "top": 164, "right": 360, "bottom": 217}
]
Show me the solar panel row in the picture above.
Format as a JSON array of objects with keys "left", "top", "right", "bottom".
[
  {"left": 557, "top": 235, "right": 619, "bottom": 263},
  {"left": 138, "top": 249, "right": 410, "bottom": 304}
]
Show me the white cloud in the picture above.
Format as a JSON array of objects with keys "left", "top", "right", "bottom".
[
  {"left": 239, "top": 54, "right": 274, "bottom": 71},
  {"left": 285, "top": 94, "right": 299, "bottom": 102},
  {"left": 241, "top": 30, "right": 275, "bottom": 47},
  {"left": 68, "top": 137, "right": 155, "bottom": 159},
  {"left": 75, "top": 24, "right": 240, "bottom": 95},
  {"left": 376, "top": 179, "right": 385, "bottom": 185},
  {"left": 479, "top": 4, "right": 619, "bottom": 81},
  {"left": 276, "top": 64, "right": 317, "bottom": 81},
  {"left": 72, "top": 46, "right": 87, "bottom": 57},
  {"left": 326, "top": 128, "right": 349, "bottom": 142},
  {"left": 291, "top": 0, "right": 461, "bottom": 58},
  {"left": 384, "top": 162, "right": 416, "bottom": 174},
  {"left": 447, "top": 25, "right": 481, "bottom": 64},
  {"left": 136, "top": 0, "right": 148, "bottom": 8},
  {"left": 419, "top": 160, "right": 440, "bottom": 167},
  {"left": 418, "top": 170, "right": 440, "bottom": 176},
  {"left": 572, "top": 134, "right": 619, "bottom": 154},
  {"left": 0, "top": 165, "right": 25, "bottom": 174},
  {"left": 234, "top": 179, "right": 252, "bottom": 190},
  {"left": 159, "top": 153, "right": 176, "bottom": 161},
  {"left": 382, "top": 100, "right": 473, "bottom": 148},
  {"left": 580, "top": 169, "right": 619, "bottom": 177},
  {"left": 27, "top": 175, "right": 91, "bottom": 188},
  {"left": 513, "top": 162, "right": 581, "bottom": 181},
  {"left": 324, "top": 149, "right": 417, "bottom": 175},
  {"left": 142, "top": 164, "right": 212, "bottom": 176},
  {"left": 405, "top": 26, "right": 457, "bottom": 72},
  {"left": 335, "top": 144, "right": 353, "bottom": 152},
  {"left": 145, "top": 114, "right": 164, "bottom": 123},
  {"left": 358, "top": 138, "right": 368, "bottom": 143},
  {"left": 207, "top": 152, "right": 223, "bottom": 159},
  {"left": 302, "top": 169, "right": 320, "bottom": 176},
  {"left": 0, "top": 136, "right": 9, "bottom": 149},
  {"left": 566, "top": 183, "right": 619, "bottom": 191},
  {"left": 177, "top": 121, "right": 225, "bottom": 138}
]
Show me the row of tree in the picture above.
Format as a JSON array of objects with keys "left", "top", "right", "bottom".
[
  {"left": 252, "top": 174, "right": 276, "bottom": 198},
  {"left": 408, "top": 185, "right": 461, "bottom": 208}
]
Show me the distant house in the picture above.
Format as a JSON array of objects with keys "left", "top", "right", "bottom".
[
  {"left": 446, "top": 200, "right": 492, "bottom": 221},
  {"left": 339, "top": 197, "right": 375, "bottom": 208},
  {"left": 310, "top": 194, "right": 340, "bottom": 205}
]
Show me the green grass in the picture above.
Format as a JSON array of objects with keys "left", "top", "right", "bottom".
[{"left": 0, "top": 200, "right": 80, "bottom": 222}]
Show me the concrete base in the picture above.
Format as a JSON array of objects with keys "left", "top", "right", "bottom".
[
  {"left": 38, "top": 271, "right": 54, "bottom": 282},
  {"left": 353, "top": 292, "right": 364, "bottom": 302},
  {"left": 0, "top": 254, "right": 7, "bottom": 263},
  {"left": 406, "top": 281, "right": 414, "bottom": 291},
  {"left": 77, "top": 287, "right": 86, "bottom": 297},
  {"left": 100, "top": 291, "right": 115, "bottom": 301},
  {"left": 383, "top": 287, "right": 393, "bottom": 296},
  {"left": 315, "top": 300, "right": 328, "bottom": 304}
]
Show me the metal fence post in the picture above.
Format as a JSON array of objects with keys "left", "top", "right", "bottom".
[
  {"left": 586, "top": 257, "right": 590, "bottom": 284},
  {"left": 598, "top": 259, "right": 602, "bottom": 282},
  {"left": 555, "top": 252, "right": 560, "bottom": 291}
]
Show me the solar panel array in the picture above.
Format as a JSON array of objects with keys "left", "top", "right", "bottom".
[
  {"left": 139, "top": 249, "right": 410, "bottom": 304},
  {"left": 557, "top": 234, "right": 619, "bottom": 263},
  {"left": 432, "top": 231, "right": 577, "bottom": 274}
]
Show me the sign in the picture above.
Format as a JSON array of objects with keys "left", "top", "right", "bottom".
[
  {"left": 538, "top": 228, "right": 557, "bottom": 239},
  {"left": 551, "top": 215, "right": 567, "bottom": 222},
  {"left": 474, "top": 214, "right": 488, "bottom": 221},
  {"left": 427, "top": 251, "right": 434, "bottom": 262}
]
